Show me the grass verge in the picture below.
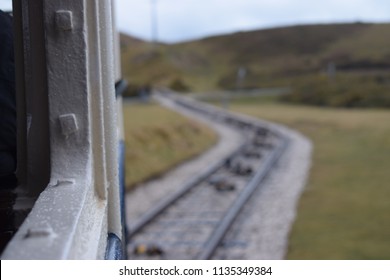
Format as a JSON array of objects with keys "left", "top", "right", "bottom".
[
  {"left": 227, "top": 96, "right": 390, "bottom": 259},
  {"left": 123, "top": 101, "right": 217, "bottom": 190}
]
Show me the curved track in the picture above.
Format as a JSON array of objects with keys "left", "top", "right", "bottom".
[{"left": 127, "top": 92, "right": 289, "bottom": 260}]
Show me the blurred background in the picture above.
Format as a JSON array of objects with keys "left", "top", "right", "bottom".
[{"left": 115, "top": 0, "right": 390, "bottom": 260}]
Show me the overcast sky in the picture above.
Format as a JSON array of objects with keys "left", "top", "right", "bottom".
[
  {"left": 115, "top": 0, "right": 389, "bottom": 43},
  {"left": 0, "top": 0, "right": 388, "bottom": 43}
]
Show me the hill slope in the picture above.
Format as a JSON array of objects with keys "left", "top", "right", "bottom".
[{"left": 120, "top": 23, "right": 390, "bottom": 107}]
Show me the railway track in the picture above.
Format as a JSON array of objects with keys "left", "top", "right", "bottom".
[{"left": 127, "top": 92, "right": 289, "bottom": 259}]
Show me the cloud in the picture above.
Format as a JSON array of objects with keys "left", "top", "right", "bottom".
[
  {"left": 116, "top": 0, "right": 389, "bottom": 42},
  {"left": 0, "top": 0, "right": 12, "bottom": 11}
]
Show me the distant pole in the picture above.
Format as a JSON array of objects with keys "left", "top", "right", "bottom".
[
  {"left": 236, "top": 66, "right": 247, "bottom": 91},
  {"left": 327, "top": 62, "right": 336, "bottom": 81},
  {"left": 150, "top": 0, "right": 158, "bottom": 45},
  {"left": 222, "top": 93, "right": 230, "bottom": 110}
]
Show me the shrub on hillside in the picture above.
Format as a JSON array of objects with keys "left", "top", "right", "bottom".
[
  {"left": 281, "top": 73, "right": 390, "bottom": 108},
  {"left": 122, "top": 83, "right": 152, "bottom": 98},
  {"left": 170, "top": 78, "right": 191, "bottom": 92}
]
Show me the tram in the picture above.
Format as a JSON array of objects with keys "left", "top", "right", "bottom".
[{"left": 0, "top": 0, "right": 127, "bottom": 259}]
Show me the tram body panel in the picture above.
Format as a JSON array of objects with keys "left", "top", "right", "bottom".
[{"left": 1, "top": 0, "right": 124, "bottom": 259}]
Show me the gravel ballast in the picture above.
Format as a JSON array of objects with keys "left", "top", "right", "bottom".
[{"left": 125, "top": 95, "right": 312, "bottom": 259}]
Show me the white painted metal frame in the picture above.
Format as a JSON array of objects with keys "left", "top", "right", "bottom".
[{"left": 2, "top": 0, "right": 120, "bottom": 259}]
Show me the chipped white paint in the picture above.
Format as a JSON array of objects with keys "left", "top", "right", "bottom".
[
  {"left": 24, "top": 225, "right": 55, "bottom": 239},
  {"left": 2, "top": 0, "right": 120, "bottom": 259}
]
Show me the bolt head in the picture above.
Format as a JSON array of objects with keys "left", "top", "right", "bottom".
[{"left": 55, "top": 10, "right": 73, "bottom": 31}]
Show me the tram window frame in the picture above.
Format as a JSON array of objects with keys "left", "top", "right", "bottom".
[{"left": 1, "top": 0, "right": 125, "bottom": 259}]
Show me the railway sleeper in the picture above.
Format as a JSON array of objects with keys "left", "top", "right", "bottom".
[
  {"left": 133, "top": 243, "right": 165, "bottom": 256},
  {"left": 242, "top": 149, "right": 262, "bottom": 159},
  {"left": 228, "top": 160, "right": 253, "bottom": 176},
  {"left": 253, "top": 139, "right": 273, "bottom": 149},
  {"left": 215, "top": 183, "right": 235, "bottom": 192},
  {"left": 235, "top": 121, "right": 251, "bottom": 130},
  {"left": 255, "top": 127, "right": 269, "bottom": 137},
  {"left": 208, "top": 175, "right": 236, "bottom": 191}
]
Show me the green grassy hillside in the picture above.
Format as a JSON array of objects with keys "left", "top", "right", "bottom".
[
  {"left": 120, "top": 23, "right": 390, "bottom": 107},
  {"left": 227, "top": 95, "right": 390, "bottom": 259},
  {"left": 123, "top": 102, "right": 217, "bottom": 189}
]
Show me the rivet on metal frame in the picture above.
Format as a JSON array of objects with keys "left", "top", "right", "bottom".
[
  {"left": 55, "top": 10, "right": 73, "bottom": 31},
  {"left": 59, "top": 114, "right": 79, "bottom": 138}
]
